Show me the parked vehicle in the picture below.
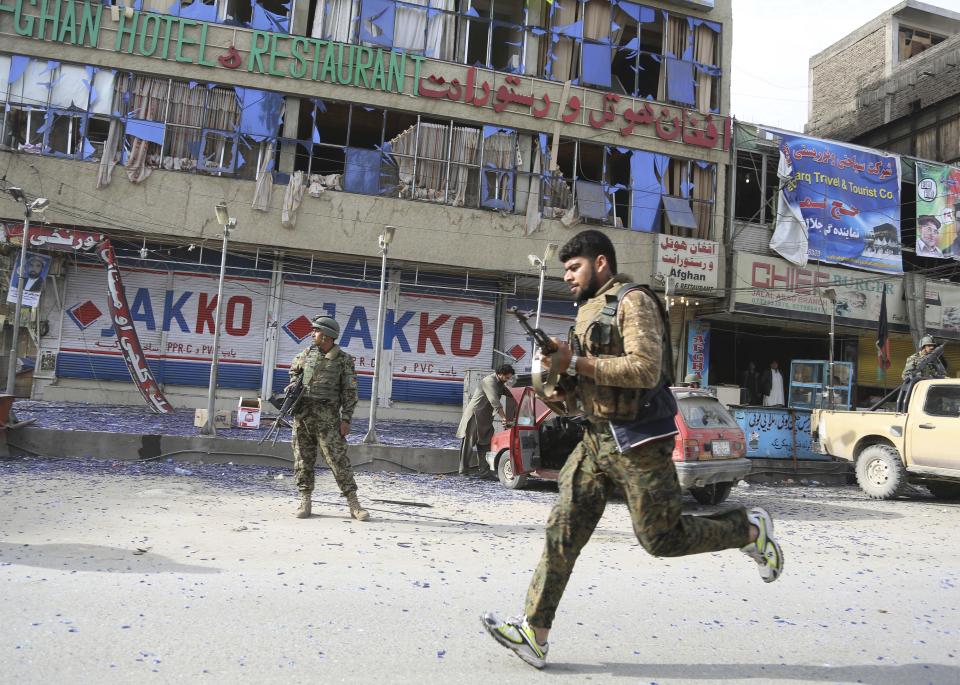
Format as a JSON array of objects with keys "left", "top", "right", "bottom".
[
  {"left": 486, "top": 386, "right": 751, "bottom": 504},
  {"left": 812, "top": 378, "right": 960, "bottom": 499}
]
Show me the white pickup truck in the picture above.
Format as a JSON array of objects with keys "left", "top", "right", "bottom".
[{"left": 812, "top": 379, "right": 960, "bottom": 499}]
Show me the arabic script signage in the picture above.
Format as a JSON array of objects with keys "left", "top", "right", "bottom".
[
  {"left": 655, "top": 236, "right": 719, "bottom": 291},
  {"left": 1, "top": 0, "right": 729, "bottom": 152},
  {"left": 772, "top": 132, "right": 903, "bottom": 275},
  {"left": 686, "top": 320, "right": 709, "bottom": 385},
  {"left": 2, "top": 222, "right": 173, "bottom": 413}
]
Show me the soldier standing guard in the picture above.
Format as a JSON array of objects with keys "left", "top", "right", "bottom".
[
  {"left": 288, "top": 315, "right": 369, "bottom": 521},
  {"left": 481, "top": 230, "right": 784, "bottom": 669},
  {"left": 902, "top": 335, "right": 946, "bottom": 381}
]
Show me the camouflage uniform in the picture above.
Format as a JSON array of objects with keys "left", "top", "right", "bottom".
[
  {"left": 290, "top": 344, "right": 359, "bottom": 497},
  {"left": 525, "top": 275, "right": 751, "bottom": 629},
  {"left": 901, "top": 351, "right": 946, "bottom": 381}
]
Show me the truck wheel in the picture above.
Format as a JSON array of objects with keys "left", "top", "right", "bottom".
[
  {"left": 497, "top": 452, "right": 528, "bottom": 490},
  {"left": 925, "top": 482, "right": 960, "bottom": 500},
  {"left": 689, "top": 482, "right": 733, "bottom": 505},
  {"left": 856, "top": 445, "right": 908, "bottom": 499}
]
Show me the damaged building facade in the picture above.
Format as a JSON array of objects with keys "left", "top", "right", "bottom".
[{"left": 0, "top": 0, "right": 732, "bottom": 418}]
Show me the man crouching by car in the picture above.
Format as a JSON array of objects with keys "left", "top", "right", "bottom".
[{"left": 481, "top": 229, "right": 785, "bottom": 669}]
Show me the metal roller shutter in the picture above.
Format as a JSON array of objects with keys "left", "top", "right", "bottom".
[
  {"left": 57, "top": 262, "right": 268, "bottom": 389},
  {"left": 274, "top": 272, "right": 497, "bottom": 405},
  {"left": 857, "top": 334, "right": 920, "bottom": 386}
]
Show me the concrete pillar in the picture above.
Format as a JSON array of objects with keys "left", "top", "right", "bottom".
[{"left": 278, "top": 97, "right": 301, "bottom": 175}]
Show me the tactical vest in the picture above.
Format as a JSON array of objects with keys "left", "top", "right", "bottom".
[
  {"left": 300, "top": 346, "right": 345, "bottom": 402},
  {"left": 571, "top": 280, "right": 675, "bottom": 423}
]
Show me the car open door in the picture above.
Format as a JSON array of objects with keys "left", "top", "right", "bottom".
[
  {"left": 511, "top": 387, "right": 539, "bottom": 476},
  {"left": 906, "top": 381, "right": 960, "bottom": 470}
]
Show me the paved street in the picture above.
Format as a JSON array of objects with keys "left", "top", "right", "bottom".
[{"left": 1, "top": 457, "right": 958, "bottom": 684}]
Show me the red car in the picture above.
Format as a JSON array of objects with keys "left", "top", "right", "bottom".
[{"left": 485, "top": 386, "right": 752, "bottom": 505}]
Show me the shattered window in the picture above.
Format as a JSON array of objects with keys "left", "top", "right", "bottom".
[
  {"left": 481, "top": 125, "right": 517, "bottom": 211},
  {"left": 137, "top": 0, "right": 292, "bottom": 34},
  {"left": 735, "top": 150, "right": 779, "bottom": 226},
  {"left": 305, "top": 1, "right": 522, "bottom": 66},
  {"left": 536, "top": 2, "right": 720, "bottom": 112}
]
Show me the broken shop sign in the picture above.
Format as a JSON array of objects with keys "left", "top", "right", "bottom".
[{"left": 4, "top": 0, "right": 729, "bottom": 151}]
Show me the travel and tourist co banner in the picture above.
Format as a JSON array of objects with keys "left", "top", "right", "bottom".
[
  {"left": 768, "top": 132, "right": 902, "bottom": 275},
  {"left": 915, "top": 161, "right": 960, "bottom": 259}
]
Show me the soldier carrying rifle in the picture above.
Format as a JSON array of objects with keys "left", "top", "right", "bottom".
[
  {"left": 287, "top": 315, "right": 369, "bottom": 522},
  {"left": 902, "top": 335, "right": 947, "bottom": 381}
]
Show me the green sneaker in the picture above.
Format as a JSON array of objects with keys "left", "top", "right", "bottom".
[
  {"left": 481, "top": 612, "right": 548, "bottom": 669},
  {"left": 741, "top": 507, "right": 784, "bottom": 583}
]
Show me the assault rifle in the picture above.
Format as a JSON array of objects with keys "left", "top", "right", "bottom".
[
  {"left": 910, "top": 343, "right": 947, "bottom": 378},
  {"left": 869, "top": 344, "right": 946, "bottom": 412},
  {"left": 508, "top": 307, "right": 562, "bottom": 397},
  {"left": 259, "top": 375, "right": 304, "bottom": 446}
]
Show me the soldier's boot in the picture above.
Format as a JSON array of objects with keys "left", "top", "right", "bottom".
[
  {"left": 295, "top": 492, "right": 312, "bottom": 519},
  {"left": 346, "top": 492, "right": 369, "bottom": 521}
]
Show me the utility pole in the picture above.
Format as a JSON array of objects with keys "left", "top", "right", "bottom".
[{"left": 5, "top": 188, "right": 49, "bottom": 395}]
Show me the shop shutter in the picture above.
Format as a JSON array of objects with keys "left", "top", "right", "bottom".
[
  {"left": 857, "top": 334, "right": 915, "bottom": 386},
  {"left": 56, "top": 262, "right": 267, "bottom": 389},
  {"left": 275, "top": 272, "right": 497, "bottom": 405}
]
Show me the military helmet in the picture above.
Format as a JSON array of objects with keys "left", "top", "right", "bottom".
[
  {"left": 920, "top": 335, "right": 936, "bottom": 349},
  {"left": 311, "top": 315, "right": 340, "bottom": 339}
]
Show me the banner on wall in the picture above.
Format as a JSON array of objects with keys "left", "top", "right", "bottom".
[
  {"left": 275, "top": 279, "right": 496, "bottom": 405},
  {"left": 686, "top": 320, "right": 710, "bottom": 384},
  {"left": 915, "top": 161, "right": 960, "bottom": 259},
  {"left": 768, "top": 131, "right": 902, "bottom": 275},
  {"left": 58, "top": 264, "right": 269, "bottom": 391}
]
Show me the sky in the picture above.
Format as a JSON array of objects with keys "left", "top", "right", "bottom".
[{"left": 730, "top": 0, "right": 960, "bottom": 133}]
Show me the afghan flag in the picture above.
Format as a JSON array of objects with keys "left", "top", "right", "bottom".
[{"left": 876, "top": 290, "right": 891, "bottom": 381}]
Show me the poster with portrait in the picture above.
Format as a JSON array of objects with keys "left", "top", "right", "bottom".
[
  {"left": 6, "top": 251, "right": 51, "bottom": 308},
  {"left": 915, "top": 161, "right": 960, "bottom": 259}
]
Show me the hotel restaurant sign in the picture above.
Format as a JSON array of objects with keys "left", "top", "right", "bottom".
[{"left": 1, "top": 0, "right": 730, "bottom": 152}]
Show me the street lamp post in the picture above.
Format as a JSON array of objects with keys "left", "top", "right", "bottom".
[
  {"left": 823, "top": 287, "right": 837, "bottom": 410},
  {"left": 201, "top": 202, "right": 235, "bottom": 436},
  {"left": 6, "top": 188, "right": 49, "bottom": 395},
  {"left": 527, "top": 242, "right": 559, "bottom": 328},
  {"left": 363, "top": 225, "right": 396, "bottom": 445}
]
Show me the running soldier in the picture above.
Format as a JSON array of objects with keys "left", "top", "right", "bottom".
[{"left": 482, "top": 230, "right": 784, "bottom": 668}]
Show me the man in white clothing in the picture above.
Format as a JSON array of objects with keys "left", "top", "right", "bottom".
[{"left": 760, "top": 360, "right": 785, "bottom": 407}]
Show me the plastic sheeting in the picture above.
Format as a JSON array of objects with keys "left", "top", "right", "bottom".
[
  {"left": 343, "top": 147, "right": 384, "bottom": 195},
  {"left": 629, "top": 150, "right": 668, "bottom": 232},
  {"left": 7, "top": 58, "right": 51, "bottom": 107},
  {"left": 665, "top": 57, "right": 695, "bottom": 106},
  {"left": 236, "top": 88, "right": 284, "bottom": 140},
  {"left": 662, "top": 195, "right": 698, "bottom": 230},
  {"left": 577, "top": 181, "right": 609, "bottom": 220},
  {"left": 359, "top": 0, "right": 395, "bottom": 46},
  {"left": 124, "top": 118, "right": 166, "bottom": 145},
  {"left": 581, "top": 42, "right": 613, "bottom": 88}
]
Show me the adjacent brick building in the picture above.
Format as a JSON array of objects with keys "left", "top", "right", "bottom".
[{"left": 807, "top": 0, "right": 960, "bottom": 164}]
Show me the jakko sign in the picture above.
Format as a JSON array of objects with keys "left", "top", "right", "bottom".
[{"left": 58, "top": 267, "right": 496, "bottom": 404}]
